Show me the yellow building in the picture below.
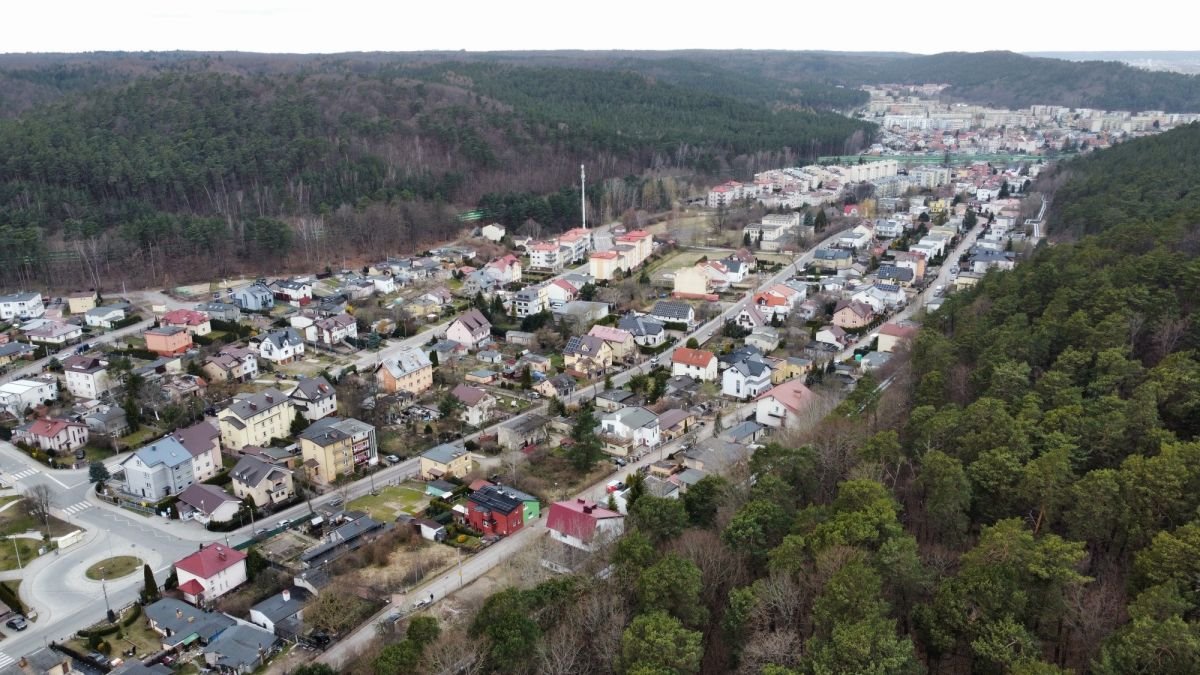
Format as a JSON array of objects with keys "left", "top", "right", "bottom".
[
  {"left": 67, "top": 291, "right": 99, "bottom": 315},
  {"left": 217, "top": 388, "right": 296, "bottom": 451},
  {"left": 419, "top": 443, "right": 472, "bottom": 480},
  {"left": 588, "top": 251, "right": 622, "bottom": 281},
  {"left": 672, "top": 266, "right": 709, "bottom": 296},
  {"left": 298, "top": 417, "right": 378, "bottom": 484},
  {"left": 377, "top": 349, "right": 433, "bottom": 395}
]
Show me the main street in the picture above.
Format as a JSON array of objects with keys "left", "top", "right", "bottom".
[{"left": 0, "top": 319, "right": 153, "bottom": 386}]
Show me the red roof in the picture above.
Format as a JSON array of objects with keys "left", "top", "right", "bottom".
[
  {"left": 672, "top": 347, "right": 715, "bottom": 368},
  {"left": 755, "top": 379, "right": 817, "bottom": 415},
  {"left": 879, "top": 323, "right": 918, "bottom": 339},
  {"left": 590, "top": 251, "right": 619, "bottom": 260},
  {"left": 175, "top": 544, "right": 247, "bottom": 579},
  {"left": 547, "top": 499, "right": 622, "bottom": 543},
  {"left": 162, "top": 309, "right": 209, "bottom": 326},
  {"left": 178, "top": 579, "right": 205, "bottom": 596},
  {"left": 28, "top": 418, "right": 82, "bottom": 439}
]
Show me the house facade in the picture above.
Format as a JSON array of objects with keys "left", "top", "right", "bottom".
[
  {"left": 288, "top": 376, "right": 337, "bottom": 421},
  {"left": 258, "top": 328, "right": 305, "bottom": 364},
  {"left": 451, "top": 384, "right": 496, "bottom": 427},
  {"left": 161, "top": 309, "right": 212, "bottom": 336},
  {"left": 231, "top": 455, "right": 295, "bottom": 507},
  {"left": 755, "top": 379, "right": 819, "bottom": 429},
  {"left": 175, "top": 544, "right": 248, "bottom": 603},
  {"left": 15, "top": 417, "right": 88, "bottom": 453},
  {"left": 62, "top": 355, "right": 113, "bottom": 400},
  {"left": 445, "top": 309, "right": 492, "bottom": 349},
  {"left": 419, "top": 443, "right": 471, "bottom": 480},
  {"left": 173, "top": 420, "right": 223, "bottom": 482},
  {"left": 299, "top": 417, "right": 377, "bottom": 484},
  {"left": 671, "top": 347, "right": 718, "bottom": 382},
  {"left": 466, "top": 486, "right": 524, "bottom": 536},
  {"left": 231, "top": 283, "right": 275, "bottom": 311},
  {"left": 217, "top": 388, "right": 296, "bottom": 450},
  {"left": 0, "top": 292, "right": 44, "bottom": 321},
  {"left": 547, "top": 498, "right": 624, "bottom": 552},
  {"left": 0, "top": 377, "right": 59, "bottom": 418},
  {"left": 121, "top": 436, "right": 196, "bottom": 498},
  {"left": 599, "top": 406, "right": 660, "bottom": 456},
  {"left": 145, "top": 326, "right": 193, "bottom": 356},
  {"left": 377, "top": 348, "right": 433, "bottom": 395}
]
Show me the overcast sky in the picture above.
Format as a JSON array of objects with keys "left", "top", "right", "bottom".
[{"left": 6, "top": 0, "right": 1196, "bottom": 54}]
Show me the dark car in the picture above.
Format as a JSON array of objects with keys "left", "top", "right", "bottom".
[{"left": 5, "top": 615, "right": 27, "bottom": 631}]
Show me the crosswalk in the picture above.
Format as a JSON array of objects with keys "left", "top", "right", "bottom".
[
  {"left": 61, "top": 501, "right": 90, "bottom": 516},
  {"left": 0, "top": 652, "right": 15, "bottom": 669},
  {"left": 7, "top": 468, "right": 38, "bottom": 481}
]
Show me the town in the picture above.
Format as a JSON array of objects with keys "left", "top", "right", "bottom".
[{"left": 0, "top": 80, "right": 1162, "bottom": 674}]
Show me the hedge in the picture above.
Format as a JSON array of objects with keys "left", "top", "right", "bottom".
[
  {"left": 121, "top": 604, "right": 141, "bottom": 626},
  {"left": 77, "top": 622, "right": 121, "bottom": 639},
  {"left": 112, "top": 314, "right": 143, "bottom": 329},
  {"left": 0, "top": 582, "right": 26, "bottom": 616}
]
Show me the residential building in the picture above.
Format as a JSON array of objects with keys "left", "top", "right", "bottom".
[
  {"left": 672, "top": 266, "right": 710, "bottom": 297},
  {"left": 82, "top": 404, "right": 129, "bottom": 437},
  {"left": 217, "top": 388, "right": 296, "bottom": 450},
  {"left": 498, "top": 414, "right": 549, "bottom": 451},
  {"left": 657, "top": 408, "right": 696, "bottom": 441},
  {"left": 811, "top": 248, "right": 853, "bottom": 272},
  {"left": 258, "top": 328, "right": 305, "bottom": 364},
  {"left": 544, "top": 278, "right": 579, "bottom": 308},
  {"left": 203, "top": 623, "right": 278, "bottom": 674},
  {"left": 13, "top": 417, "right": 88, "bottom": 453},
  {"left": 745, "top": 326, "right": 780, "bottom": 353},
  {"left": 231, "top": 283, "right": 275, "bottom": 311},
  {"left": 832, "top": 300, "right": 875, "bottom": 330},
  {"left": 451, "top": 384, "right": 496, "bottom": 426},
  {"left": 595, "top": 388, "right": 637, "bottom": 413},
  {"left": 554, "top": 300, "right": 610, "bottom": 330},
  {"left": 420, "top": 442, "right": 471, "bottom": 480},
  {"left": 195, "top": 301, "right": 242, "bottom": 322},
  {"left": 485, "top": 254, "right": 523, "bottom": 285},
  {"left": 0, "top": 377, "right": 59, "bottom": 418},
  {"left": 231, "top": 455, "right": 295, "bottom": 507},
  {"left": 722, "top": 355, "right": 774, "bottom": 400},
  {"left": 649, "top": 301, "right": 696, "bottom": 328},
  {"left": 62, "top": 355, "right": 113, "bottom": 400},
  {"left": 481, "top": 223, "right": 506, "bottom": 242},
  {"left": 145, "top": 597, "right": 236, "bottom": 650},
  {"left": 297, "top": 313, "right": 357, "bottom": 346},
  {"left": 618, "top": 313, "right": 667, "bottom": 347},
  {"left": 558, "top": 228, "right": 593, "bottom": 263},
  {"left": 121, "top": 436, "right": 196, "bottom": 498},
  {"left": 85, "top": 304, "right": 127, "bottom": 328},
  {"left": 66, "top": 291, "right": 99, "bottom": 315},
  {"left": 0, "top": 342, "right": 37, "bottom": 366},
  {"left": 24, "top": 321, "right": 82, "bottom": 347},
  {"left": 145, "top": 326, "right": 193, "bottom": 356},
  {"left": 174, "top": 543, "right": 248, "bottom": 603},
  {"left": 466, "top": 485, "right": 524, "bottom": 536},
  {"left": 815, "top": 325, "right": 848, "bottom": 349},
  {"left": 534, "top": 373, "right": 577, "bottom": 399},
  {"left": 0, "top": 292, "right": 44, "bottom": 321},
  {"left": 756, "top": 379, "right": 819, "bottom": 429},
  {"left": 513, "top": 284, "right": 549, "bottom": 318},
  {"left": 528, "top": 241, "right": 562, "bottom": 271},
  {"left": 250, "top": 588, "right": 308, "bottom": 637},
  {"left": 878, "top": 322, "right": 919, "bottom": 353},
  {"left": 588, "top": 250, "right": 622, "bottom": 281},
  {"left": 269, "top": 279, "right": 313, "bottom": 306},
  {"left": 671, "top": 347, "right": 718, "bottom": 381},
  {"left": 288, "top": 376, "right": 337, "bottom": 421},
  {"left": 751, "top": 284, "right": 803, "bottom": 321},
  {"left": 6, "top": 647, "right": 73, "bottom": 675},
  {"left": 547, "top": 498, "right": 624, "bottom": 552},
  {"left": 173, "top": 420, "right": 223, "bottom": 482},
  {"left": 563, "top": 335, "right": 613, "bottom": 373},
  {"left": 299, "top": 417, "right": 378, "bottom": 484},
  {"left": 445, "top": 309, "right": 492, "bottom": 349},
  {"left": 876, "top": 265, "right": 915, "bottom": 287},
  {"left": 377, "top": 348, "right": 433, "bottom": 395},
  {"left": 506, "top": 330, "right": 536, "bottom": 346},
  {"left": 599, "top": 406, "right": 660, "bottom": 456},
  {"left": 177, "top": 484, "right": 242, "bottom": 525},
  {"left": 161, "top": 309, "right": 212, "bottom": 336},
  {"left": 203, "top": 345, "right": 259, "bottom": 383}
]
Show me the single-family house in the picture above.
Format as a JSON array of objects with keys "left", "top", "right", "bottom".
[
  {"left": 121, "top": 436, "right": 196, "bottom": 498},
  {"left": 231, "top": 283, "right": 275, "bottom": 311},
  {"left": 465, "top": 369, "right": 498, "bottom": 385},
  {"left": 13, "top": 417, "right": 88, "bottom": 454},
  {"left": 0, "top": 292, "right": 44, "bottom": 321},
  {"left": 877, "top": 322, "right": 919, "bottom": 353},
  {"left": 649, "top": 301, "right": 695, "bottom": 329},
  {"left": 445, "top": 309, "right": 492, "bottom": 350},
  {"left": 420, "top": 442, "right": 471, "bottom": 480},
  {"left": 62, "top": 355, "right": 113, "bottom": 400},
  {"left": 231, "top": 455, "right": 295, "bottom": 507},
  {"left": 269, "top": 279, "right": 313, "bottom": 306},
  {"left": 595, "top": 389, "right": 637, "bottom": 413},
  {"left": 377, "top": 348, "right": 433, "bottom": 395},
  {"left": 745, "top": 326, "right": 780, "bottom": 353},
  {"left": 466, "top": 485, "right": 524, "bottom": 536},
  {"left": 299, "top": 417, "right": 377, "bottom": 484},
  {"left": 288, "top": 376, "right": 337, "bottom": 421},
  {"left": 173, "top": 420, "right": 223, "bottom": 482},
  {"left": 563, "top": 335, "right": 613, "bottom": 374},
  {"left": 618, "top": 313, "right": 666, "bottom": 347},
  {"left": 547, "top": 498, "right": 624, "bottom": 552},
  {"left": 217, "top": 388, "right": 296, "bottom": 450},
  {"left": 175, "top": 543, "right": 248, "bottom": 603},
  {"left": 257, "top": 328, "right": 305, "bottom": 364},
  {"left": 145, "top": 597, "right": 236, "bottom": 650},
  {"left": 0, "top": 377, "right": 59, "bottom": 418},
  {"left": 24, "top": 320, "right": 82, "bottom": 347},
  {"left": 534, "top": 373, "right": 577, "bottom": 399},
  {"left": 811, "top": 248, "right": 852, "bottom": 272},
  {"left": 513, "top": 284, "right": 549, "bottom": 318},
  {"left": 66, "top": 290, "right": 99, "bottom": 315},
  {"left": 144, "top": 326, "right": 193, "bottom": 356},
  {"left": 85, "top": 304, "right": 127, "bottom": 329},
  {"left": 195, "top": 301, "right": 242, "bottom": 322},
  {"left": 161, "top": 309, "right": 212, "bottom": 336},
  {"left": 203, "top": 622, "right": 278, "bottom": 674},
  {"left": 249, "top": 588, "right": 308, "bottom": 638},
  {"left": 876, "top": 265, "right": 915, "bottom": 287},
  {"left": 451, "top": 384, "right": 496, "bottom": 427},
  {"left": 203, "top": 345, "right": 259, "bottom": 383},
  {"left": 832, "top": 300, "right": 874, "bottom": 330},
  {"left": 177, "top": 484, "right": 242, "bottom": 525},
  {"left": 815, "top": 325, "right": 848, "bottom": 349},
  {"left": 671, "top": 347, "right": 717, "bottom": 382},
  {"left": 775, "top": 356, "right": 814, "bottom": 384},
  {"left": 498, "top": 414, "right": 548, "bottom": 450},
  {"left": 722, "top": 354, "right": 774, "bottom": 400},
  {"left": 309, "top": 313, "right": 358, "bottom": 346},
  {"left": 751, "top": 284, "right": 803, "bottom": 321},
  {"left": 657, "top": 408, "right": 697, "bottom": 441},
  {"left": 756, "top": 379, "right": 819, "bottom": 429},
  {"left": 481, "top": 223, "right": 506, "bottom": 242},
  {"left": 485, "top": 255, "right": 523, "bottom": 285},
  {"left": 82, "top": 404, "right": 129, "bottom": 437},
  {"left": 599, "top": 406, "right": 660, "bottom": 456},
  {"left": 0, "top": 342, "right": 36, "bottom": 367},
  {"left": 544, "top": 278, "right": 579, "bottom": 308},
  {"left": 587, "top": 325, "right": 636, "bottom": 359}
]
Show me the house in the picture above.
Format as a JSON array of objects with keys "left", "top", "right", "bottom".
[
  {"left": 563, "top": 335, "right": 613, "bottom": 374},
  {"left": 269, "top": 279, "right": 313, "bottom": 306},
  {"left": 446, "top": 309, "right": 492, "bottom": 350},
  {"left": 506, "top": 330, "right": 536, "bottom": 346},
  {"left": 476, "top": 349, "right": 504, "bottom": 365},
  {"left": 0, "top": 342, "right": 36, "bottom": 367},
  {"left": 173, "top": 420, "right": 223, "bottom": 482},
  {"left": 815, "top": 325, "right": 848, "bottom": 349},
  {"left": 62, "top": 355, "right": 113, "bottom": 400},
  {"left": 0, "top": 377, "right": 58, "bottom": 419},
  {"left": 250, "top": 587, "right": 308, "bottom": 637},
  {"left": 672, "top": 265, "right": 711, "bottom": 297},
  {"left": 722, "top": 354, "right": 773, "bottom": 400},
  {"left": 175, "top": 542, "right": 248, "bottom": 602},
  {"left": 299, "top": 513, "right": 388, "bottom": 568},
  {"left": 588, "top": 250, "right": 622, "bottom": 281},
  {"left": 491, "top": 484, "right": 540, "bottom": 521},
  {"left": 485, "top": 254, "right": 523, "bottom": 285},
  {"left": 306, "top": 314, "right": 358, "bottom": 346},
  {"left": 671, "top": 347, "right": 718, "bottom": 382},
  {"left": 876, "top": 265, "right": 915, "bottom": 287},
  {"left": 120, "top": 436, "right": 196, "bottom": 498},
  {"left": 756, "top": 379, "right": 819, "bottom": 429},
  {"left": 420, "top": 442, "right": 471, "bottom": 480},
  {"left": 721, "top": 420, "right": 766, "bottom": 445},
  {"left": 144, "top": 326, "right": 193, "bottom": 356},
  {"left": 498, "top": 414, "right": 548, "bottom": 450},
  {"left": 513, "top": 284, "right": 549, "bottom": 318},
  {"left": 587, "top": 325, "right": 636, "bottom": 359},
  {"left": 547, "top": 498, "right": 624, "bottom": 552},
  {"left": 682, "top": 438, "right": 750, "bottom": 474},
  {"left": 82, "top": 404, "right": 129, "bottom": 437},
  {"left": 4, "top": 647, "right": 73, "bottom": 675},
  {"left": 24, "top": 320, "right": 82, "bottom": 347},
  {"left": 466, "top": 485, "right": 524, "bottom": 536},
  {"left": 519, "top": 352, "right": 552, "bottom": 374},
  {"left": 733, "top": 305, "right": 770, "bottom": 331},
  {"left": 649, "top": 301, "right": 695, "bottom": 329},
  {"left": 657, "top": 408, "right": 697, "bottom": 441},
  {"left": 203, "top": 622, "right": 278, "bottom": 674},
  {"left": 195, "top": 301, "right": 242, "bottom": 322},
  {"left": 64, "top": 291, "right": 99, "bottom": 315},
  {"left": 412, "top": 518, "right": 447, "bottom": 542},
  {"left": 832, "top": 300, "right": 874, "bottom": 330},
  {"left": 465, "top": 369, "right": 498, "bottom": 385},
  {"left": 218, "top": 388, "right": 296, "bottom": 450},
  {"left": 231, "top": 455, "right": 295, "bottom": 507},
  {"left": 377, "top": 348, "right": 433, "bottom": 395},
  {"left": 544, "top": 278, "right": 579, "bottom": 307},
  {"left": 161, "top": 309, "right": 212, "bottom": 336},
  {"left": 775, "top": 356, "right": 814, "bottom": 384},
  {"left": 231, "top": 282, "right": 275, "bottom": 311},
  {"left": 811, "top": 248, "right": 852, "bottom": 272},
  {"left": 85, "top": 304, "right": 127, "bottom": 329},
  {"left": 257, "top": 328, "right": 305, "bottom": 364},
  {"left": 751, "top": 285, "right": 802, "bottom": 322},
  {"left": 288, "top": 376, "right": 337, "bottom": 421},
  {"left": 534, "top": 373, "right": 577, "bottom": 399},
  {"left": 481, "top": 223, "right": 506, "bottom": 242},
  {"left": 13, "top": 417, "right": 88, "bottom": 454},
  {"left": 599, "top": 406, "right": 660, "bottom": 456},
  {"left": 619, "top": 312, "right": 667, "bottom": 345},
  {"left": 892, "top": 251, "right": 927, "bottom": 281},
  {"left": 203, "top": 345, "right": 259, "bottom": 383},
  {"left": 861, "top": 351, "right": 893, "bottom": 372},
  {"left": 452, "top": 384, "right": 496, "bottom": 426},
  {"left": 554, "top": 301, "right": 611, "bottom": 330},
  {"left": 369, "top": 275, "right": 396, "bottom": 295},
  {"left": 299, "top": 417, "right": 378, "bottom": 484},
  {"left": 877, "top": 322, "right": 919, "bottom": 353},
  {"left": 177, "top": 484, "right": 242, "bottom": 525},
  {"left": 0, "top": 292, "right": 44, "bottom": 321},
  {"left": 745, "top": 326, "right": 780, "bottom": 353},
  {"left": 145, "top": 597, "right": 236, "bottom": 650},
  {"left": 595, "top": 389, "right": 637, "bottom": 413},
  {"left": 853, "top": 284, "right": 906, "bottom": 313}
]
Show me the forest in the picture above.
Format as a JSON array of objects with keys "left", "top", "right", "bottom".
[{"left": 428, "top": 127, "right": 1200, "bottom": 674}]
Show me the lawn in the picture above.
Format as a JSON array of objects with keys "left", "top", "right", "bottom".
[
  {"left": 0, "top": 496, "right": 20, "bottom": 511},
  {"left": 0, "top": 538, "right": 44, "bottom": 571},
  {"left": 347, "top": 484, "right": 431, "bottom": 522},
  {"left": 65, "top": 605, "right": 164, "bottom": 658},
  {"left": 117, "top": 426, "right": 162, "bottom": 450},
  {"left": 85, "top": 556, "right": 142, "bottom": 581},
  {"left": 0, "top": 502, "right": 74, "bottom": 538}
]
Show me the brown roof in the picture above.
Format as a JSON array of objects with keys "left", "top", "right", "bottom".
[
  {"left": 879, "top": 323, "right": 918, "bottom": 339},
  {"left": 452, "top": 384, "right": 490, "bottom": 407},
  {"left": 671, "top": 347, "right": 715, "bottom": 368}
]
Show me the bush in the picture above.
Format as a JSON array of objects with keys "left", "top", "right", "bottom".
[
  {"left": 456, "top": 534, "right": 467, "bottom": 544},
  {"left": 122, "top": 604, "right": 142, "bottom": 626},
  {"left": 0, "top": 583, "right": 26, "bottom": 616}
]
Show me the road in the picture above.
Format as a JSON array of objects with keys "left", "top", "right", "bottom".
[{"left": 0, "top": 319, "right": 153, "bottom": 386}]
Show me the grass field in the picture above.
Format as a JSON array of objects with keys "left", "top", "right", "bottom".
[
  {"left": 0, "top": 538, "right": 43, "bottom": 571},
  {"left": 0, "top": 502, "right": 73, "bottom": 538},
  {"left": 347, "top": 483, "right": 431, "bottom": 522},
  {"left": 86, "top": 556, "right": 142, "bottom": 581},
  {"left": 66, "top": 605, "right": 163, "bottom": 658}
]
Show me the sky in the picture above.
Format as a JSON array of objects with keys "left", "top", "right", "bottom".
[{"left": 5, "top": 0, "right": 1197, "bottom": 54}]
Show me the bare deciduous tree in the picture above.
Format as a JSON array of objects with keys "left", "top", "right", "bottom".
[{"left": 23, "top": 485, "right": 53, "bottom": 536}]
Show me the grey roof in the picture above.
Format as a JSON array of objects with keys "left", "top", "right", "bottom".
[
  {"left": 603, "top": 406, "right": 658, "bottom": 430},
  {"left": 250, "top": 588, "right": 308, "bottom": 624},
  {"left": 232, "top": 455, "right": 292, "bottom": 489},
  {"left": 178, "top": 484, "right": 239, "bottom": 516},
  {"left": 86, "top": 304, "right": 127, "bottom": 317},
  {"left": 675, "top": 467, "right": 708, "bottom": 487},
  {"left": 453, "top": 309, "right": 491, "bottom": 333},
  {"left": 814, "top": 248, "right": 852, "bottom": 260},
  {"left": 300, "top": 416, "right": 374, "bottom": 446},
  {"left": 619, "top": 313, "right": 665, "bottom": 337},
  {"left": 598, "top": 389, "right": 635, "bottom": 404},
  {"left": 1, "top": 648, "right": 67, "bottom": 675},
  {"left": 172, "top": 420, "right": 220, "bottom": 457},
  {"left": 205, "top": 623, "right": 277, "bottom": 671},
  {"left": 290, "top": 376, "right": 335, "bottom": 403},
  {"left": 0, "top": 342, "right": 37, "bottom": 358},
  {"left": 730, "top": 358, "right": 771, "bottom": 378},
  {"left": 877, "top": 265, "right": 914, "bottom": 281},
  {"left": 263, "top": 327, "right": 303, "bottom": 349},
  {"left": 428, "top": 479, "right": 456, "bottom": 493},
  {"left": 423, "top": 442, "right": 468, "bottom": 465},
  {"left": 547, "top": 373, "right": 577, "bottom": 393},
  {"left": 0, "top": 292, "right": 40, "bottom": 302},
  {"left": 127, "top": 436, "right": 192, "bottom": 470},
  {"left": 564, "top": 335, "right": 607, "bottom": 357},
  {"left": 657, "top": 408, "right": 691, "bottom": 430},
  {"left": 110, "top": 663, "right": 173, "bottom": 675},
  {"left": 722, "top": 420, "right": 764, "bottom": 443},
  {"left": 381, "top": 348, "right": 432, "bottom": 379},
  {"left": 145, "top": 598, "right": 235, "bottom": 643},
  {"left": 225, "top": 388, "right": 291, "bottom": 420},
  {"left": 650, "top": 301, "right": 693, "bottom": 321}
]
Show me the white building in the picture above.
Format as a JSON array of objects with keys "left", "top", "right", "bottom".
[
  {"left": 175, "top": 544, "right": 249, "bottom": 603},
  {"left": 258, "top": 328, "right": 305, "bottom": 364},
  {"left": 599, "top": 406, "right": 661, "bottom": 452},
  {"left": 481, "top": 223, "right": 506, "bottom": 242},
  {"left": 62, "top": 355, "right": 113, "bottom": 400},
  {"left": 513, "top": 284, "right": 549, "bottom": 318},
  {"left": 671, "top": 347, "right": 718, "bottom": 382},
  {"left": 546, "top": 499, "right": 625, "bottom": 552},
  {"left": 0, "top": 377, "right": 59, "bottom": 418},
  {"left": 0, "top": 292, "right": 44, "bottom": 321}
]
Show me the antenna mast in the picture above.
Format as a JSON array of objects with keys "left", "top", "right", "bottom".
[{"left": 581, "top": 164, "right": 587, "bottom": 230}]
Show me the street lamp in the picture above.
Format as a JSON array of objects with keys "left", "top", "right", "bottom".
[
  {"left": 100, "top": 567, "right": 113, "bottom": 622},
  {"left": 9, "top": 537, "right": 21, "bottom": 570}
]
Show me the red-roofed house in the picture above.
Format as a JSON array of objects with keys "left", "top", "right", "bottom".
[
  {"left": 547, "top": 498, "right": 625, "bottom": 552},
  {"left": 877, "top": 322, "right": 919, "bottom": 353},
  {"left": 14, "top": 417, "right": 88, "bottom": 453},
  {"left": 161, "top": 309, "right": 213, "bottom": 336},
  {"left": 174, "top": 543, "right": 248, "bottom": 603},
  {"left": 545, "top": 278, "right": 580, "bottom": 308},
  {"left": 755, "top": 379, "right": 819, "bottom": 430},
  {"left": 528, "top": 241, "right": 562, "bottom": 271},
  {"left": 832, "top": 300, "right": 874, "bottom": 330},
  {"left": 485, "top": 255, "right": 523, "bottom": 284},
  {"left": 587, "top": 325, "right": 635, "bottom": 359},
  {"left": 671, "top": 347, "right": 717, "bottom": 382}
]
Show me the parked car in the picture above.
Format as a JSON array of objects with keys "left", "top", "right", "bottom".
[
  {"left": 6, "top": 615, "right": 27, "bottom": 631},
  {"left": 385, "top": 455, "right": 401, "bottom": 465},
  {"left": 328, "top": 496, "right": 343, "bottom": 507}
]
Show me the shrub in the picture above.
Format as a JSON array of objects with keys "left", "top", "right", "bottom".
[
  {"left": 457, "top": 534, "right": 467, "bottom": 544},
  {"left": 122, "top": 604, "right": 142, "bottom": 626}
]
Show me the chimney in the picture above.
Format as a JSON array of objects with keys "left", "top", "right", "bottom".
[
  {"left": 188, "top": 616, "right": 195, "bottom": 623},
  {"left": 583, "top": 505, "right": 593, "bottom": 514},
  {"left": 576, "top": 498, "right": 585, "bottom": 504},
  {"left": 282, "top": 589, "right": 291, "bottom": 602},
  {"left": 176, "top": 608, "right": 183, "bottom": 618}
]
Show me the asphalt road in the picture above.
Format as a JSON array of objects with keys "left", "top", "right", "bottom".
[{"left": 0, "top": 319, "right": 153, "bottom": 386}]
